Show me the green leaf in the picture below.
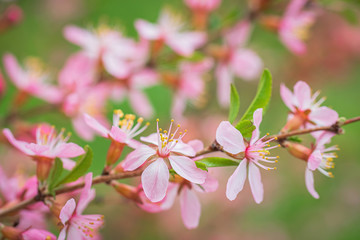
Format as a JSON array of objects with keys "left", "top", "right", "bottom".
[
  {"left": 48, "top": 158, "right": 64, "bottom": 195},
  {"left": 287, "top": 136, "right": 302, "bottom": 143},
  {"left": 196, "top": 157, "right": 239, "bottom": 168},
  {"left": 56, "top": 146, "right": 93, "bottom": 186},
  {"left": 235, "top": 120, "right": 256, "bottom": 138},
  {"left": 239, "top": 69, "right": 272, "bottom": 122},
  {"left": 228, "top": 84, "right": 240, "bottom": 124},
  {"left": 195, "top": 161, "right": 208, "bottom": 171}
]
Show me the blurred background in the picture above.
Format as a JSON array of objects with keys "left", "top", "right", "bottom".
[{"left": 1, "top": 0, "right": 360, "bottom": 239}]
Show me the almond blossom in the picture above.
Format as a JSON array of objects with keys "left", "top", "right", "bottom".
[
  {"left": 110, "top": 69, "right": 158, "bottom": 118},
  {"left": 3, "top": 125, "right": 84, "bottom": 181},
  {"left": 59, "top": 173, "right": 104, "bottom": 240},
  {"left": 84, "top": 110, "right": 149, "bottom": 165},
  {"left": 216, "top": 108, "right": 279, "bottom": 203},
  {"left": 305, "top": 132, "right": 338, "bottom": 199},
  {"left": 135, "top": 9, "right": 206, "bottom": 57},
  {"left": 214, "top": 20, "right": 263, "bottom": 107},
  {"left": 170, "top": 59, "right": 213, "bottom": 119},
  {"left": 3, "top": 54, "right": 63, "bottom": 104},
  {"left": 280, "top": 81, "right": 339, "bottom": 134},
  {"left": 64, "top": 25, "right": 144, "bottom": 79},
  {"left": 138, "top": 139, "right": 218, "bottom": 229},
  {"left": 0, "top": 224, "right": 56, "bottom": 240},
  {"left": 121, "top": 119, "right": 207, "bottom": 202},
  {"left": 279, "top": 0, "right": 317, "bottom": 55}
]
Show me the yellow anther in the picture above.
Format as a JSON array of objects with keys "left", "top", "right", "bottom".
[
  {"left": 159, "top": 128, "right": 162, "bottom": 132},
  {"left": 163, "top": 130, "right": 168, "bottom": 134},
  {"left": 328, "top": 172, "right": 334, "bottom": 178},
  {"left": 146, "top": 122, "right": 150, "bottom": 126},
  {"left": 156, "top": 118, "right": 159, "bottom": 122},
  {"left": 266, "top": 133, "right": 270, "bottom": 136},
  {"left": 275, "top": 160, "right": 278, "bottom": 163},
  {"left": 276, "top": 156, "right": 279, "bottom": 159},
  {"left": 267, "top": 168, "right": 270, "bottom": 170},
  {"left": 137, "top": 117, "right": 144, "bottom": 123},
  {"left": 171, "top": 119, "right": 174, "bottom": 122},
  {"left": 177, "top": 124, "right": 180, "bottom": 127},
  {"left": 114, "top": 109, "right": 124, "bottom": 117},
  {"left": 274, "top": 167, "right": 277, "bottom": 170},
  {"left": 185, "top": 129, "right": 188, "bottom": 132},
  {"left": 274, "top": 137, "right": 278, "bottom": 140}
]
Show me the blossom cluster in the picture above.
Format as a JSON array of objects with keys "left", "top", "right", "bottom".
[{"left": 0, "top": 0, "right": 351, "bottom": 239}]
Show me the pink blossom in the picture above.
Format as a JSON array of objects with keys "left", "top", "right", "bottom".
[
  {"left": 3, "top": 125, "right": 83, "bottom": 168},
  {"left": 22, "top": 229, "right": 56, "bottom": 240},
  {"left": 62, "top": 84, "right": 110, "bottom": 140},
  {"left": 64, "top": 25, "right": 145, "bottom": 79},
  {"left": 184, "top": 0, "right": 221, "bottom": 12},
  {"left": 110, "top": 69, "right": 158, "bottom": 118},
  {"left": 305, "top": 132, "right": 338, "bottom": 199},
  {"left": 59, "top": 173, "right": 104, "bottom": 240},
  {"left": 84, "top": 109, "right": 149, "bottom": 149},
  {"left": 280, "top": 81, "right": 339, "bottom": 133},
  {"left": 121, "top": 119, "right": 207, "bottom": 202},
  {"left": 3, "top": 54, "right": 63, "bottom": 103},
  {"left": 279, "top": 0, "right": 316, "bottom": 55},
  {"left": 171, "top": 59, "right": 213, "bottom": 119},
  {"left": 215, "top": 20, "right": 263, "bottom": 107},
  {"left": 58, "top": 53, "right": 96, "bottom": 92},
  {"left": 216, "top": 108, "right": 279, "bottom": 203},
  {"left": 135, "top": 9, "right": 206, "bottom": 57}
]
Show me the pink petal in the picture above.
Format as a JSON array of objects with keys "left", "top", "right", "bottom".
[
  {"left": 84, "top": 113, "right": 110, "bottom": 138},
  {"left": 226, "top": 159, "right": 247, "bottom": 201},
  {"left": 216, "top": 121, "right": 245, "bottom": 154},
  {"left": 61, "top": 158, "right": 76, "bottom": 170},
  {"left": 129, "top": 90, "right": 153, "bottom": 118},
  {"left": 141, "top": 158, "right": 169, "bottom": 202},
  {"left": 180, "top": 187, "right": 201, "bottom": 229},
  {"left": 166, "top": 32, "right": 206, "bottom": 56},
  {"left": 130, "top": 69, "right": 158, "bottom": 88},
  {"left": 22, "top": 229, "right": 56, "bottom": 240},
  {"left": 225, "top": 20, "right": 251, "bottom": 48},
  {"left": 56, "top": 143, "right": 85, "bottom": 158},
  {"left": 315, "top": 131, "right": 335, "bottom": 148},
  {"left": 59, "top": 198, "right": 76, "bottom": 225},
  {"left": 135, "top": 19, "right": 162, "bottom": 40},
  {"left": 308, "top": 106, "right": 338, "bottom": 126},
  {"left": 72, "top": 115, "right": 95, "bottom": 141},
  {"left": 3, "top": 53, "right": 26, "bottom": 89},
  {"left": 27, "top": 143, "right": 49, "bottom": 156},
  {"left": 307, "top": 150, "right": 322, "bottom": 171},
  {"left": 198, "top": 174, "right": 219, "bottom": 193},
  {"left": 280, "top": 83, "right": 295, "bottom": 111},
  {"left": 109, "top": 126, "right": 127, "bottom": 143},
  {"left": 77, "top": 172, "right": 94, "bottom": 215},
  {"left": 122, "top": 145, "right": 156, "bottom": 171},
  {"left": 171, "top": 93, "right": 186, "bottom": 119},
  {"left": 250, "top": 108, "right": 263, "bottom": 145},
  {"left": 58, "top": 226, "right": 68, "bottom": 240},
  {"left": 127, "top": 139, "right": 141, "bottom": 149},
  {"left": 66, "top": 224, "right": 83, "bottom": 240},
  {"left": 215, "top": 64, "right": 233, "bottom": 107},
  {"left": 169, "top": 155, "right": 206, "bottom": 184},
  {"left": 102, "top": 52, "right": 131, "bottom": 79},
  {"left": 140, "top": 133, "right": 158, "bottom": 146},
  {"left": 2, "top": 128, "right": 33, "bottom": 155},
  {"left": 17, "top": 210, "right": 46, "bottom": 231},
  {"left": 63, "top": 25, "right": 98, "bottom": 52},
  {"left": 230, "top": 49, "right": 263, "bottom": 81},
  {"left": 187, "top": 139, "right": 204, "bottom": 153},
  {"left": 248, "top": 162, "right": 264, "bottom": 204},
  {"left": 305, "top": 167, "right": 319, "bottom": 199},
  {"left": 33, "top": 85, "right": 63, "bottom": 104},
  {"left": 171, "top": 141, "right": 196, "bottom": 157},
  {"left": 294, "top": 81, "right": 312, "bottom": 110}
]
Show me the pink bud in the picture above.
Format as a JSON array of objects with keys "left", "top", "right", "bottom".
[
  {"left": 284, "top": 142, "right": 312, "bottom": 161},
  {"left": 4, "top": 5, "right": 23, "bottom": 25},
  {"left": 111, "top": 182, "right": 143, "bottom": 204}
]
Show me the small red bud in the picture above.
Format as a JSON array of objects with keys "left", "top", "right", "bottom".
[{"left": 284, "top": 141, "right": 312, "bottom": 161}]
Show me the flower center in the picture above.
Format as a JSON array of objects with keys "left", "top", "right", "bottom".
[{"left": 156, "top": 119, "right": 187, "bottom": 157}]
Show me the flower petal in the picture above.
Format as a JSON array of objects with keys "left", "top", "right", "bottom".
[
  {"left": 294, "top": 81, "right": 312, "bottom": 110},
  {"left": 122, "top": 145, "right": 156, "bottom": 171},
  {"left": 109, "top": 126, "right": 127, "bottom": 143},
  {"left": 305, "top": 167, "right": 319, "bottom": 199},
  {"left": 141, "top": 158, "right": 169, "bottom": 202},
  {"left": 135, "top": 19, "right": 161, "bottom": 40},
  {"left": 216, "top": 121, "right": 245, "bottom": 154},
  {"left": 308, "top": 106, "right": 338, "bottom": 126},
  {"left": 180, "top": 187, "right": 201, "bottom": 229},
  {"left": 129, "top": 90, "right": 153, "bottom": 119},
  {"left": 56, "top": 143, "right": 85, "bottom": 158},
  {"left": 2, "top": 128, "right": 33, "bottom": 155},
  {"left": 280, "top": 83, "right": 295, "bottom": 111},
  {"left": 230, "top": 49, "right": 263, "bottom": 81},
  {"left": 140, "top": 133, "right": 158, "bottom": 146},
  {"left": 3, "top": 53, "right": 27, "bottom": 89},
  {"left": 226, "top": 159, "right": 247, "bottom": 201},
  {"left": 63, "top": 25, "right": 98, "bottom": 52},
  {"left": 250, "top": 108, "right": 263, "bottom": 145},
  {"left": 84, "top": 113, "right": 110, "bottom": 138},
  {"left": 248, "top": 162, "right": 264, "bottom": 204},
  {"left": 59, "top": 198, "right": 76, "bottom": 225},
  {"left": 307, "top": 150, "right": 322, "bottom": 171},
  {"left": 61, "top": 158, "right": 76, "bottom": 170},
  {"left": 171, "top": 141, "right": 196, "bottom": 157},
  {"left": 169, "top": 155, "right": 206, "bottom": 184},
  {"left": 215, "top": 64, "right": 232, "bottom": 107},
  {"left": 22, "top": 229, "right": 57, "bottom": 240},
  {"left": 77, "top": 172, "right": 95, "bottom": 215},
  {"left": 166, "top": 32, "right": 206, "bottom": 56},
  {"left": 58, "top": 225, "right": 68, "bottom": 240}
]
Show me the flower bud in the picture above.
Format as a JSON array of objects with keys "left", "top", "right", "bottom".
[
  {"left": 284, "top": 141, "right": 312, "bottom": 161},
  {"left": 281, "top": 111, "right": 309, "bottom": 133},
  {"left": 106, "top": 141, "right": 125, "bottom": 166},
  {"left": 111, "top": 182, "right": 142, "bottom": 204},
  {"left": 0, "top": 224, "right": 22, "bottom": 240},
  {"left": 34, "top": 157, "right": 53, "bottom": 182}
]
